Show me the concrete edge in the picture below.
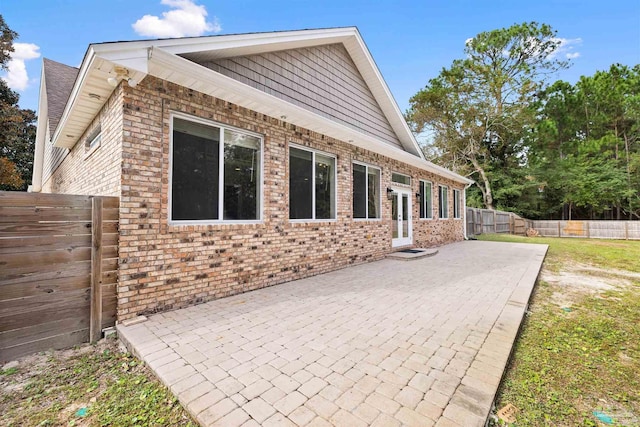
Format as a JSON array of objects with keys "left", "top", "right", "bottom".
[{"left": 479, "top": 244, "right": 549, "bottom": 425}]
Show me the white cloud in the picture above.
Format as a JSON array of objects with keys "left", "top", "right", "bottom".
[
  {"left": 132, "top": 0, "right": 221, "bottom": 38},
  {"left": 549, "top": 37, "right": 582, "bottom": 60},
  {"left": 1, "top": 42, "right": 41, "bottom": 91}
]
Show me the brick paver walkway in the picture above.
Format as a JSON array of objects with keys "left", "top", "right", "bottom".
[{"left": 118, "top": 241, "right": 547, "bottom": 426}]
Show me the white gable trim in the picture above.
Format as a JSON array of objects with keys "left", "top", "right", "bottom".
[{"left": 45, "top": 27, "right": 472, "bottom": 186}]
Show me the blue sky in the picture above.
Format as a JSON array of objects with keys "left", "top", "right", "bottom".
[{"left": 2, "top": 0, "right": 639, "bottom": 115}]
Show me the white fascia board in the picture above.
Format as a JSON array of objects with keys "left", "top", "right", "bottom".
[
  {"left": 31, "top": 63, "right": 49, "bottom": 192},
  {"left": 148, "top": 47, "right": 472, "bottom": 185},
  {"left": 90, "top": 27, "right": 357, "bottom": 57},
  {"left": 162, "top": 28, "right": 357, "bottom": 56}
]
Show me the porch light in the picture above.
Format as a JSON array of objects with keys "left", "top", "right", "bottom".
[{"left": 386, "top": 187, "right": 394, "bottom": 200}]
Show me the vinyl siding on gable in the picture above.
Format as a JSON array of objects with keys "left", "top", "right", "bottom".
[{"left": 198, "top": 43, "right": 403, "bottom": 149}]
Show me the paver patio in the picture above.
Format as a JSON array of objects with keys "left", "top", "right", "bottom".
[{"left": 118, "top": 240, "right": 547, "bottom": 426}]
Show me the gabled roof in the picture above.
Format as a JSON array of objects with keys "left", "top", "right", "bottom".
[
  {"left": 43, "top": 58, "right": 79, "bottom": 133},
  {"left": 34, "top": 27, "right": 473, "bottom": 186}
]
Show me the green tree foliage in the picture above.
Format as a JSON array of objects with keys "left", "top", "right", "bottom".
[
  {"left": 406, "top": 22, "right": 568, "bottom": 210},
  {"left": 0, "top": 14, "right": 36, "bottom": 191},
  {"left": 0, "top": 15, "right": 17, "bottom": 67},
  {"left": 532, "top": 64, "right": 640, "bottom": 219}
]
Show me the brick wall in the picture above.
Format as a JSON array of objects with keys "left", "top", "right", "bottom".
[
  {"left": 42, "top": 86, "right": 123, "bottom": 196},
  {"left": 117, "top": 77, "right": 465, "bottom": 320}
]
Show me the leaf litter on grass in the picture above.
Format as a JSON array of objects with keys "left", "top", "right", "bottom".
[{"left": 0, "top": 335, "right": 197, "bottom": 427}]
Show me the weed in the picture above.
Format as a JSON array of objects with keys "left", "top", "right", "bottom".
[{"left": 0, "top": 367, "right": 18, "bottom": 376}]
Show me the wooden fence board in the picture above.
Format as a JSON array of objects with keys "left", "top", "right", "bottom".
[
  {"left": 0, "top": 191, "right": 119, "bottom": 361},
  {"left": 0, "top": 295, "right": 91, "bottom": 332},
  {"left": 0, "top": 207, "right": 118, "bottom": 222},
  {"left": 0, "top": 191, "right": 94, "bottom": 207},
  {"left": 0, "top": 275, "right": 91, "bottom": 299},
  {"left": 1, "top": 260, "right": 92, "bottom": 282},
  {"left": 0, "top": 317, "right": 88, "bottom": 348},
  {"left": 1, "top": 329, "right": 89, "bottom": 362},
  {"left": 0, "top": 207, "right": 93, "bottom": 222},
  {"left": 0, "top": 234, "right": 91, "bottom": 254},
  {"left": 531, "top": 220, "right": 640, "bottom": 240},
  {"left": 1, "top": 247, "right": 93, "bottom": 270},
  {"left": 0, "top": 221, "right": 92, "bottom": 236},
  {"left": 90, "top": 198, "right": 103, "bottom": 343},
  {"left": 0, "top": 288, "right": 90, "bottom": 317}
]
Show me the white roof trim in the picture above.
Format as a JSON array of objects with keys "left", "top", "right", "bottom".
[{"left": 48, "top": 27, "right": 471, "bottom": 184}]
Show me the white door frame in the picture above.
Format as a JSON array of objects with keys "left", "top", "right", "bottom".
[{"left": 391, "top": 188, "right": 413, "bottom": 247}]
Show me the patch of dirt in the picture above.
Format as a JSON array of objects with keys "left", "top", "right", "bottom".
[{"left": 540, "top": 263, "right": 637, "bottom": 308}]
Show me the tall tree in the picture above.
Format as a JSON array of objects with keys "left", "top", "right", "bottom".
[
  {"left": 532, "top": 64, "right": 640, "bottom": 219},
  {"left": 406, "top": 22, "right": 569, "bottom": 209},
  {"left": 0, "top": 14, "right": 36, "bottom": 191}
]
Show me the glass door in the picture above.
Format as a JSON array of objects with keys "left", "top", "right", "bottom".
[{"left": 391, "top": 189, "right": 412, "bottom": 247}]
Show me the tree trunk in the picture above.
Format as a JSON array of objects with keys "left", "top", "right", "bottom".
[{"left": 469, "top": 155, "right": 494, "bottom": 209}]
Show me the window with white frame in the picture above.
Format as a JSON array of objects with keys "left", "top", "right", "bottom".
[
  {"left": 353, "top": 163, "right": 381, "bottom": 219},
  {"left": 439, "top": 185, "right": 449, "bottom": 219},
  {"left": 391, "top": 172, "right": 411, "bottom": 185},
  {"left": 289, "top": 146, "right": 336, "bottom": 220},
  {"left": 453, "top": 189, "right": 461, "bottom": 219},
  {"left": 170, "top": 115, "right": 262, "bottom": 222},
  {"left": 419, "top": 180, "right": 433, "bottom": 219}
]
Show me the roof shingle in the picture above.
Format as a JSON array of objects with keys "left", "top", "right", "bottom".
[{"left": 43, "top": 58, "right": 79, "bottom": 134}]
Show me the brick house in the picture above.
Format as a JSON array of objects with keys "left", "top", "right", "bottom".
[{"left": 31, "top": 28, "right": 472, "bottom": 321}]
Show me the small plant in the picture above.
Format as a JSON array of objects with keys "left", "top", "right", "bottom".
[{"left": 0, "top": 367, "right": 18, "bottom": 376}]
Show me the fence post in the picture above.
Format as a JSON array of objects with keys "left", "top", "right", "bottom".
[
  {"left": 586, "top": 221, "right": 590, "bottom": 238},
  {"left": 90, "top": 197, "right": 103, "bottom": 343},
  {"left": 625, "top": 221, "right": 629, "bottom": 240},
  {"left": 557, "top": 221, "right": 561, "bottom": 237},
  {"left": 493, "top": 210, "right": 497, "bottom": 233}
]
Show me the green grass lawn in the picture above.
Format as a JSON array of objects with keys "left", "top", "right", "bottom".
[{"left": 478, "top": 234, "right": 640, "bottom": 426}]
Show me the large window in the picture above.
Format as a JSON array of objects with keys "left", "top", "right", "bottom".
[
  {"left": 419, "top": 180, "right": 433, "bottom": 219},
  {"left": 453, "top": 189, "right": 461, "bottom": 219},
  {"left": 439, "top": 185, "right": 449, "bottom": 219},
  {"left": 353, "top": 163, "right": 381, "bottom": 219},
  {"left": 289, "top": 146, "right": 336, "bottom": 220},
  {"left": 171, "top": 115, "right": 261, "bottom": 222}
]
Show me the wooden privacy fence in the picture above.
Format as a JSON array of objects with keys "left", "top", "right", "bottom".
[
  {"left": 532, "top": 220, "right": 640, "bottom": 240},
  {"left": 466, "top": 207, "right": 531, "bottom": 236},
  {"left": 0, "top": 191, "right": 119, "bottom": 361}
]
